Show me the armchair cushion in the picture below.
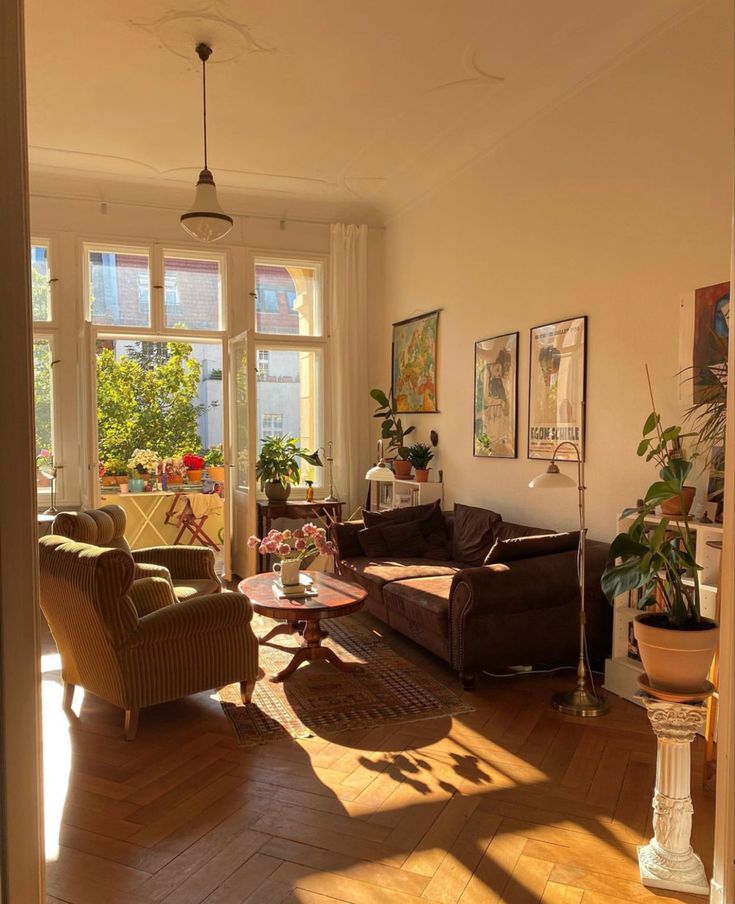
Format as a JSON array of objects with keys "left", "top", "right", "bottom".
[
  {"left": 124, "top": 592, "right": 252, "bottom": 648},
  {"left": 173, "top": 579, "right": 222, "bottom": 601},
  {"left": 131, "top": 546, "right": 220, "bottom": 584},
  {"left": 129, "top": 577, "right": 177, "bottom": 617},
  {"left": 134, "top": 562, "right": 174, "bottom": 584}
]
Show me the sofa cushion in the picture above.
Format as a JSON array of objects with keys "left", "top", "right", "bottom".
[
  {"left": 363, "top": 500, "right": 441, "bottom": 530},
  {"left": 485, "top": 531, "right": 580, "bottom": 565},
  {"left": 340, "top": 557, "right": 460, "bottom": 588},
  {"left": 452, "top": 503, "right": 502, "bottom": 565},
  {"left": 358, "top": 520, "right": 428, "bottom": 558},
  {"left": 382, "top": 576, "right": 453, "bottom": 661},
  {"left": 357, "top": 525, "right": 389, "bottom": 558},
  {"left": 491, "top": 521, "right": 552, "bottom": 542}
]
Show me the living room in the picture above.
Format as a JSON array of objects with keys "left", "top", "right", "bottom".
[{"left": 2, "top": 1, "right": 734, "bottom": 902}]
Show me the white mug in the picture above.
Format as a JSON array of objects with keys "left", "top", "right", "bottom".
[{"left": 273, "top": 558, "right": 300, "bottom": 587}]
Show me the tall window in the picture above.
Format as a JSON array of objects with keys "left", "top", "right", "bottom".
[
  {"left": 253, "top": 259, "right": 326, "bottom": 489},
  {"left": 31, "top": 241, "right": 57, "bottom": 496}
]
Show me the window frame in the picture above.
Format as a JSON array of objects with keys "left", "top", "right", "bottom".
[{"left": 250, "top": 251, "right": 330, "bottom": 498}]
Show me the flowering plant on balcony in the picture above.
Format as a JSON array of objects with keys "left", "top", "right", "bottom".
[
  {"left": 247, "top": 523, "right": 337, "bottom": 562},
  {"left": 126, "top": 448, "right": 160, "bottom": 475},
  {"left": 36, "top": 448, "right": 53, "bottom": 469},
  {"left": 183, "top": 452, "right": 205, "bottom": 470},
  {"left": 204, "top": 445, "right": 225, "bottom": 467},
  {"left": 163, "top": 456, "right": 188, "bottom": 478}
]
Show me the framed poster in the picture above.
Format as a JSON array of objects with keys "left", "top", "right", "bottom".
[
  {"left": 474, "top": 332, "right": 518, "bottom": 458},
  {"left": 528, "top": 316, "right": 587, "bottom": 461},
  {"left": 392, "top": 310, "right": 439, "bottom": 413}
]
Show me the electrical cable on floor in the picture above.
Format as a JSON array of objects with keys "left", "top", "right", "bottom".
[{"left": 481, "top": 664, "right": 604, "bottom": 679}]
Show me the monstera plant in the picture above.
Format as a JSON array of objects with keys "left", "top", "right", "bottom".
[{"left": 370, "top": 388, "right": 415, "bottom": 477}]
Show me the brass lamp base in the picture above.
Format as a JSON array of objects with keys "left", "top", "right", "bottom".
[{"left": 552, "top": 687, "right": 609, "bottom": 718}]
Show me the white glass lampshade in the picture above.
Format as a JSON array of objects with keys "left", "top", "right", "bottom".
[
  {"left": 528, "top": 466, "right": 576, "bottom": 489},
  {"left": 365, "top": 463, "right": 394, "bottom": 481},
  {"left": 180, "top": 169, "right": 233, "bottom": 242}
]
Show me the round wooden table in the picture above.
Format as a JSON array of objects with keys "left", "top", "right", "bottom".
[{"left": 238, "top": 571, "right": 367, "bottom": 681}]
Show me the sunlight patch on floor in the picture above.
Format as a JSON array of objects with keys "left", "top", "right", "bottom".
[{"left": 41, "top": 679, "right": 73, "bottom": 861}]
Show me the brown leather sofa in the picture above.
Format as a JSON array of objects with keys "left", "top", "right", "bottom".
[{"left": 334, "top": 502, "right": 612, "bottom": 689}]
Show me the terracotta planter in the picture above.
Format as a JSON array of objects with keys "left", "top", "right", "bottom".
[
  {"left": 634, "top": 613, "right": 719, "bottom": 696},
  {"left": 167, "top": 474, "right": 184, "bottom": 485},
  {"left": 265, "top": 480, "right": 291, "bottom": 503},
  {"left": 115, "top": 476, "right": 128, "bottom": 485},
  {"left": 207, "top": 466, "right": 225, "bottom": 483},
  {"left": 393, "top": 460, "right": 413, "bottom": 479},
  {"left": 660, "top": 486, "right": 696, "bottom": 516},
  {"left": 101, "top": 476, "right": 118, "bottom": 487},
  {"left": 187, "top": 469, "right": 203, "bottom": 484},
  {"left": 414, "top": 468, "right": 430, "bottom": 483}
]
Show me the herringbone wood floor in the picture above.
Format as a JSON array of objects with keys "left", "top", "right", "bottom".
[{"left": 41, "top": 614, "right": 715, "bottom": 904}]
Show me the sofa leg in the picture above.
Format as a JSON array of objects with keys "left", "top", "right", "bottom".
[
  {"left": 240, "top": 679, "right": 256, "bottom": 705},
  {"left": 460, "top": 672, "right": 477, "bottom": 692},
  {"left": 62, "top": 682, "right": 75, "bottom": 711},
  {"left": 124, "top": 708, "right": 139, "bottom": 741}
]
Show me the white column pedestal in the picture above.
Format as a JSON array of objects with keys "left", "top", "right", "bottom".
[{"left": 637, "top": 696, "right": 709, "bottom": 896}]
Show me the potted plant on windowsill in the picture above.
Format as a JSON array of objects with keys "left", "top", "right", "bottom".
[
  {"left": 204, "top": 445, "right": 226, "bottom": 483},
  {"left": 127, "top": 449, "right": 159, "bottom": 493},
  {"left": 183, "top": 452, "right": 205, "bottom": 484},
  {"left": 601, "top": 400, "right": 718, "bottom": 699},
  {"left": 370, "top": 388, "right": 415, "bottom": 478},
  {"left": 256, "top": 435, "right": 323, "bottom": 503},
  {"left": 406, "top": 442, "right": 434, "bottom": 482}
]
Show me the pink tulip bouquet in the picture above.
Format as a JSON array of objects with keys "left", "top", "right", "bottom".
[{"left": 247, "top": 523, "right": 337, "bottom": 562}]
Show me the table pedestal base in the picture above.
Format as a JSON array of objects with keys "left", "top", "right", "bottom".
[
  {"left": 261, "top": 619, "right": 362, "bottom": 682},
  {"left": 638, "top": 840, "right": 709, "bottom": 895}
]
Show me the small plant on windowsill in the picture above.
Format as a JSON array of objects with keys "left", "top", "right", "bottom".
[
  {"left": 406, "top": 442, "right": 434, "bottom": 482},
  {"left": 256, "top": 435, "right": 323, "bottom": 503},
  {"left": 370, "top": 388, "right": 415, "bottom": 478}
]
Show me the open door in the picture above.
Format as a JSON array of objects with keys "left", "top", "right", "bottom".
[
  {"left": 228, "top": 330, "right": 257, "bottom": 577},
  {"left": 77, "top": 320, "right": 99, "bottom": 510}
]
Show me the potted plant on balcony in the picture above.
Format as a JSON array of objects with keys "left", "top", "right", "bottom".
[
  {"left": 183, "top": 452, "right": 205, "bottom": 484},
  {"left": 127, "top": 449, "right": 159, "bottom": 493},
  {"left": 163, "top": 456, "right": 187, "bottom": 486},
  {"left": 406, "top": 442, "right": 434, "bottom": 482},
  {"left": 256, "top": 435, "right": 323, "bottom": 502},
  {"left": 36, "top": 449, "right": 53, "bottom": 487},
  {"left": 601, "top": 404, "right": 718, "bottom": 698},
  {"left": 370, "top": 388, "right": 415, "bottom": 478},
  {"left": 204, "top": 445, "right": 226, "bottom": 483}
]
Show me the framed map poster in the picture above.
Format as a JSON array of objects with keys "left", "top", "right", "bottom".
[
  {"left": 392, "top": 310, "right": 439, "bottom": 413},
  {"left": 474, "top": 332, "right": 518, "bottom": 458},
  {"left": 528, "top": 316, "right": 587, "bottom": 461}
]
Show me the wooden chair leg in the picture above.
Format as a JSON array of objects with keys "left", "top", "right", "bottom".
[
  {"left": 124, "top": 708, "right": 139, "bottom": 741},
  {"left": 62, "top": 682, "right": 75, "bottom": 711},
  {"left": 240, "top": 679, "right": 256, "bottom": 705}
]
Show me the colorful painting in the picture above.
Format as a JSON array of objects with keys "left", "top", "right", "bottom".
[
  {"left": 474, "top": 332, "right": 518, "bottom": 458},
  {"left": 528, "top": 316, "right": 587, "bottom": 461},
  {"left": 392, "top": 311, "right": 439, "bottom": 413},
  {"left": 692, "top": 281, "right": 729, "bottom": 404}
]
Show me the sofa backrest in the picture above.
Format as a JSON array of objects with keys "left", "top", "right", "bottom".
[{"left": 492, "top": 521, "right": 553, "bottom": 542}]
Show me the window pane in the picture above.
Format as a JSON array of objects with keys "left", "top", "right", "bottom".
[
  {"left": 33, "top": 339, "right": 54, "bottom": 490},
  {"left": 256, "top": 348, "right": 321, "bottom": 485},
  {"left": 163, "top": 255, "right": 222, "bottom": 331},
  {"left": 89, "top": 249, "right": 150, "bottom": 327},
  {"left": 255, "top": 262, "right": 321, "bottom": 336},
  {"left": 31, "top": 244, "right": 51, "bottom": 321}
]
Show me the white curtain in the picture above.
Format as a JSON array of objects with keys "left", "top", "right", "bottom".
[{"left": 329, "top": 223, "right": 369, "bottom": 516}]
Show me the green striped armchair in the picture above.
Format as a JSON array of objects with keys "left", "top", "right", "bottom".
[
  {"left": 39, "top": 536, "right": 259, "bottom": 739},
  {"left": 52, "top": 504, "right": 220, "bottom": 601}
]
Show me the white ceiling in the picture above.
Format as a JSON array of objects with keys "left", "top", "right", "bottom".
[{"left": 25, "top": 0, "right": 706, "bottom": 223}]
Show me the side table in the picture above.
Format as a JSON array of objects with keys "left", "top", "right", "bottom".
[
  {"left": 637, "top": 693, "right": 711, "bottom": 896},
  {"left": 256, "top": 500, "right": 343, "bottom": 572}
]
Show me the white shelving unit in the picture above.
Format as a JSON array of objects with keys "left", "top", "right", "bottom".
[
  {"left": 368, "top": 476, "right": 444, "bottom": 513},
  {"left": 604, "top": 511, "right": 722, "bottom": 710}
]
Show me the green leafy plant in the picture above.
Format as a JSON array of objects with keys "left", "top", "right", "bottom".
[
  {"left": 601, "top": 380, "right": 702, "bottom": 627},
  {"left": 406, "top": 442, "right": 434, "bottom": 470},
  {"left": 103, "top": 457, "right": 128, "bottom": 476},
  {"left": 682, "top": 332, "right": 728, "bottom": 467},
  {"left": 255, "top": 435, "right": 323, "bottom": 489},
  {"left": 204, "top": 445, "right": 225, "bottom": 467},
  {"left": 370, "top": 388, "right": 415, "bottom": 460}
]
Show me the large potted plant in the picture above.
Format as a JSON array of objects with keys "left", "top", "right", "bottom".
[
  {"left": 256, "top": 435, "right": 323, "bottom": 502},
  {"left": 370, "top": 388, "right": 415, "bottom": 478},
  {"left": 406, "top": 442, "right": 434, "bottom": 482},
  {"left": 601, "top": 407, "right": 718, "bottom": 697}
]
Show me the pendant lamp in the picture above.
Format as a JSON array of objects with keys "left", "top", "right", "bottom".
[{"left": 180, "top": 43, "right": 233, "bottom": 242}]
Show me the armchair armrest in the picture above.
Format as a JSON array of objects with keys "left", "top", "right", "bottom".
[
  {"left": 333, "top": 519, "right": 365, "bottom": 561},
  {"left": 133, "top": 561, "right": 173, "bottom": 585},
  {"left": 132, "top": 545, "right": 218, "bottom": 582},
  {"left": 129, "top": 576, "right": 177, "bottom": 617},
  {"left": 124, "top": 591, "right": 252, "bottom": 648}
]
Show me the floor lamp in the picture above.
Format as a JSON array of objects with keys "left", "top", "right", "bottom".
[{"left": 529, "top": 440, "right": 609, "bottom": 717}]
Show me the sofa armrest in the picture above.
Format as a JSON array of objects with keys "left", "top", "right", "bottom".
[
  {"left": 124, "top": 591, "right": 252, "bottom": 647},
  {"left": 333, "top": 519, "right": 365, "bottom": 561},
  {"left": 132, "top": 545, "right": 218, "bottom": 582}
]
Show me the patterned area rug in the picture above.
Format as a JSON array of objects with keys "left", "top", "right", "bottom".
[{"left": 217, "top": 614, "right": 473, "bottom": 746}]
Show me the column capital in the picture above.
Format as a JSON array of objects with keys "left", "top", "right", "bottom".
[{"left": 640, "top": 698, "right": 707, "bottom": 743}]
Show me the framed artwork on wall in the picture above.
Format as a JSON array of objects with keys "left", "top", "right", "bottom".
[
  {"left": 392, "top": 310, "right": 439, "bottom": 413},
  {"left": 528, "top": 316, "right": 587, "bottom": 461},
  {"left": 473, "top": 331, "right": 518, "bottom": 458}
]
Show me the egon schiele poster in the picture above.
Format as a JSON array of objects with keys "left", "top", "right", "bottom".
[
  {"left": 528, "top": 316, "right": 587, "bottom": 461},
  {"left": 474, "top": 332, "right": 518, "bottom": 458}
]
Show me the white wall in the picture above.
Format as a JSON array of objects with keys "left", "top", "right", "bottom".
[
  {"left": 29, "top": 194, "right": 382, "bottom": 507},
  {"left": 372, "top": 0, "right": 733, "bottom": 540}
]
